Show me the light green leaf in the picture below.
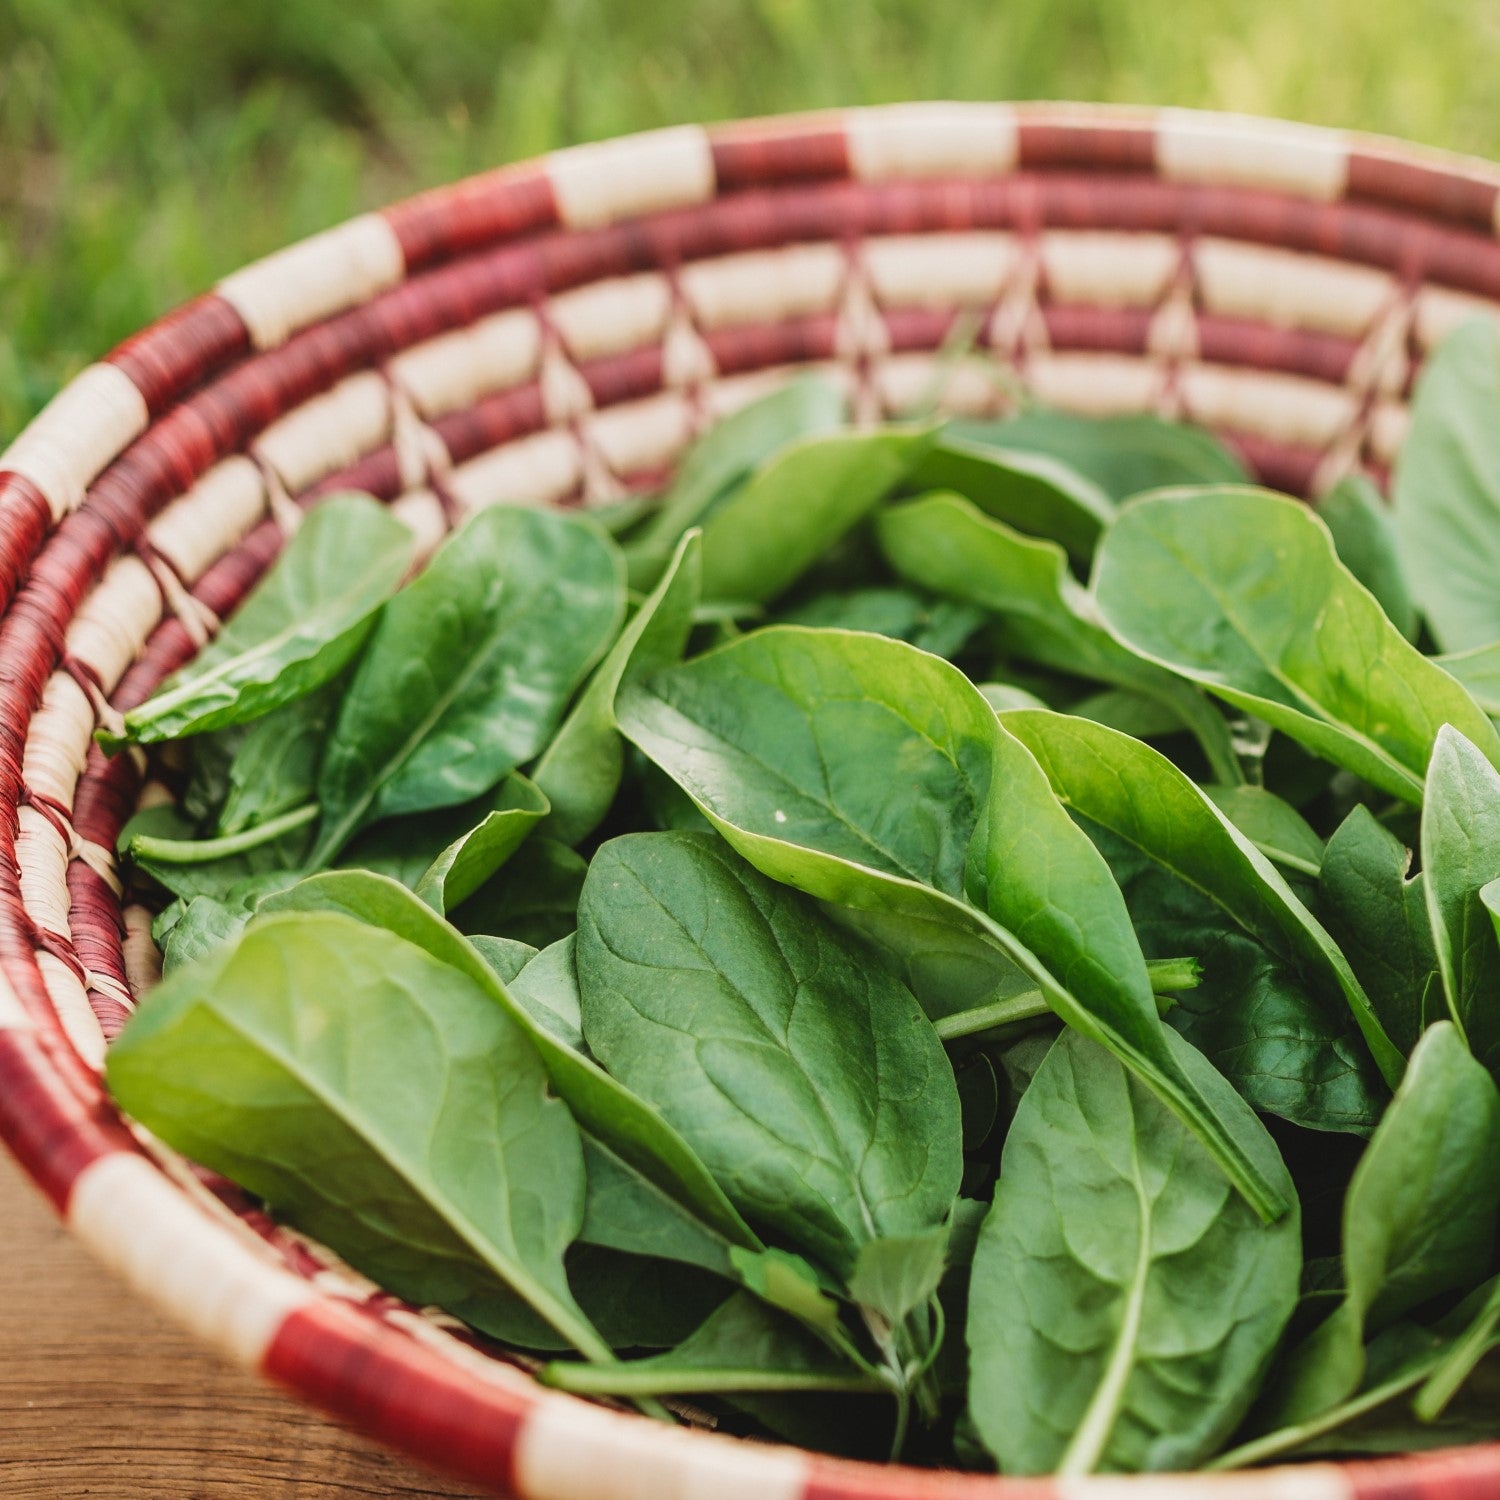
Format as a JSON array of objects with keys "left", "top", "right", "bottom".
[
  {"left": 1422, "top": 725, "right": 1500, "bottom": 1070},
  {"left": 532, "top": 530, "right": 700, "bottom": 846},
  {"left": 1392, "top": 319, "right": 1500, "bottom": 651},
  {"left": 508, "top": 934, "right": 584, "bottom": 1049},
  {"left": 1316, "top": 473, "right": 1418, "bottom": 641},
  {"left": 966, "top": 1029, "right": 1300, "bottom": 1475},
  {"left": 1093, "top": 487, "right": 1500, "bottom": 802},
  {"left": 878, "top": 491, "right": 1240, "bottom": 783},
  {"left": 111, "top": 495, "right": 411, "bottom": 747},
  {"left": 1201, "top": 784, "right": 1326, "bottom": 878},
  {"left": 699, "top": 426, "right": 935, "bottom": 604},
  {"left": 106, "top": 911, "right": 609, "bottom": 1359}
]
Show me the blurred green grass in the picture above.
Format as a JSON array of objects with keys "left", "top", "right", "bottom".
[{"left": 4, "top": 0, "right": 1500, "bottom": 435}]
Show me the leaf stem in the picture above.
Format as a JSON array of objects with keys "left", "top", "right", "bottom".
[
  {"left": 934, "top": 958, "right": 1199, "bottom": 1042},
  {"left": 128, "top": 803, "right": 318, "bottom": 864},
  {"left": 539, "top": 1363, "right": 886, "bottom": 1398}
]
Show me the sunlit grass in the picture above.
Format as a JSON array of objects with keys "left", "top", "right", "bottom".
[{"left": 4, "top": 0, "right": 1499, "bottom": 432}]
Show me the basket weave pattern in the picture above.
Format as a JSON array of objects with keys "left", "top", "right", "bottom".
[{"left": 4, "top": 103, "right": 1500, "bottom": 1498}]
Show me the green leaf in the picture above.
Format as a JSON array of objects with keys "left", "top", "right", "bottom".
[
  {"left": 1259, "top": 1023, "right": 1500, "bottom": 1429},
  {"left": 877, "top": 491, "right": 1240, "bottom": 783},
  {"left": 618, "top": 628, "right": 1288, "bottom": 1219},
  {"left": 1317, "top": 806, "right": 1436, "bottom": 1057},
  {"left": 451, "top": 836, "right": 587, "bottom": 949},
  {"left": 902, "top": 434, "right": 1114, "bottom": 563},
  {"left": 216, "top": 681, "right": 340, "bottom": 834},
  {"left": 1213, "top": 1288, "right": 1500, "bottom": 1469},
  {"left": 1316, "top": 473, "right": 1418, "bottom": 641},
  {"left": 1002, "top": 708, "right": 1401, "bottom": 1092},
  {"left": 698, "top": 426, "right": 936, "bottom": 605},
  {"left": 625, "top": 376, "right": 846, "bottom": 589},
  {"left": 508, "top": 934, "right": 584, "bottom": 1049},
  {"left": 541, "top": 1291, "right": 883, "bottom": 1398},
  {"left": 1093, "top": 487, "right": 1500, "bottom": 803},
  {"left": 258, "top": 870, "right": 762, "bottom": 1253},
  {"left": 954, "top": 409, "right": 1248, "bottom": 502},
  {"left": 111, "top": 495, "right": 411, "bottom": 746},
  {"left": 105, "top": 911, "right": 610, "bottom": 1359},
  {"left": 576, "top": 831, "right": 962, "bottom": 1280},
  {"left": 311, "top": 507, "right": 624, "bottom": 862},
  {"left": 846, "top": 1224, "right": 950, "bottom": 1331},
  {"left": 1434, "top": 641, "right": 1500, "bottom": 717},
  {"left": 1423, "top": 726, "right": 1500, "bottom": 1071},
  {"left": 1392, "top": 319, "right": 1500, "bottom": 651},
  {"left": 965, "top": 1028, "right": 1300, "bottom": 1475},
  {"left": 118, "top": 802, "right": 314, "bottom": 901},
  {"left": 780, "top": 586, "right": 986, "bottom": 661},
  {"left": 412, "top": 775, "right": 549, "bottom": 912},
  {"left": 468, "top": 935, "right": 537, "bottom": 984},
  {"left": 1201, "top": 784, "right": 1326, "bottom": 878},
  {"left": 532, "top": 530, "right": 701, "bottom": 846}
]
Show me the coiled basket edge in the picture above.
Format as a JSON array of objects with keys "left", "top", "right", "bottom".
[{"left": 2, "top": 101, "right": 1499, "bottom": 1499}]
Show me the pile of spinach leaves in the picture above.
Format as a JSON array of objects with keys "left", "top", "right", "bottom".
[{"left": 101, "top": 321, "right": 1500, "bottom": 1473}]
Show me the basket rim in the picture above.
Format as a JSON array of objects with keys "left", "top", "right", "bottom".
[{"left": 3, "top": 100, "right": 1500, "bottom": 1499}]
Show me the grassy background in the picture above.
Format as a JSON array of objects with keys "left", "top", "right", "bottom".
[{"left": 4, "top": 0, "right": 1500, "bottom": 436}]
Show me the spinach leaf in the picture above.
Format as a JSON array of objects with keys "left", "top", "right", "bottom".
[
  {"left": 877, "top": 492, "right": 1241, "bottom": 783},
  {"left": 1201, "top": 784, "right": 1325, "bottom": 878},
  {"left": 216, "top": 681, "right": 340, "bottom": 834},
  {"left": 1422, "top": 726, "right": 1500, "bottom": 1071},
  {"left": 106, "top": 911, "right": 611, "bottom": 1360},
  {"left": 310, "top": 507, "right": 624, "bottom": 863},
  {"left": 346, "top": 774, "right": 548, "bottom": 911},
  {"left": 110, "top": 495, "right": 411, "bottom": 746},
  {"left": 780, "top": 586, "right": 986, "bottom": 661},
  {"left": 1213, "top": 1287, "right": 1500, "bottom": 1469},
  {"left": 532, "top": 530, "right": 700, "bottom": 847},
  {"left": 902, "top": 436, "right": 1114, "bottom": 563},
  {"left": 469, "top": 935, "right": 537, "bottom": 984},
  {"left": 451, "top": 836, "right": 587, "bottom": 948},
  {"left": 966, "top": 1028, "right": 1300, "bottom": 1475},
  {"left": 541, "top": 1292, "right": 884, "bottom": 1399},
  {"left": 1002, "top": 708, "right": 1402, "bottom": 1090},
  {"left": 508, "top": 935, "right": 584, "bottom": 1049},
  {"left": 619, "top": 629, "right": 1289, "bottom": 1219},
  {"left": 952, "top": 409, "right": 1248, "bottom": 501},
  {"left": 699, "top": 427, "right": 935, "bottom": 605},
  {"left": 1316, "top": 473, "right": 1418, "bottom": 642},
  {"left": 1258, "top": 1023, "right": 1500, "bottom": 1430},
  {"left": 1435, "top": 642, "right": 1500, "bottom": 717},
  {"left": 575, "top": 831, "right": 963, "bottom": 1283},
  {"left": 258, "top": 870, "right": 762, "bottom": 1252},
  {"left": 1392, "top": 319, "right": 1500, "bottom": 652},
  {"left": 625, "top": 376, "right": 846, "bottom": 589},
  {"left": 1093, "top": 487, "right": 1500, "bottom": 803},
  {"left": 1318, "top": 806, "right": 1436, "bottom": 1056}
]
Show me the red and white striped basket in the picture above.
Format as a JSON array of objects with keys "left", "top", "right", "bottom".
[{"left": 3, "top": 102, "right": 1499, "bottom": 1499}]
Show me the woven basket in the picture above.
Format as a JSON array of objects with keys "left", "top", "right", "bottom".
[{"left": 4, "top": 101, "right": 1500, "bottom": 1499}]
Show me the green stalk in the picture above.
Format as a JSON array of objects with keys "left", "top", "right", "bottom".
[
  {"left": 540, "top": 1363, "right": 886, "bottom": 1398},
  {"left": 127, "top": 803, "right": 318, "bottom": 864}
]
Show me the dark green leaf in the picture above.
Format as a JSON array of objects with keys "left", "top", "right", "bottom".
[
  {"left": 576, "top": 831, "right": 962, "bottom": 1280},
  {"left": 508, "top": 934, "right": 584, "bottom": 1049},
  {"left": 311, "top": 507, "right": 623, "bottom": 862},
  {"left": 451, "top": 836, "right": 587, "bottom": 948}
]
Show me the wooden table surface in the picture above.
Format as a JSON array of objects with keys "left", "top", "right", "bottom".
[{"left": 0, "top": 1149, "right": 490, "bottom": 1499}]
